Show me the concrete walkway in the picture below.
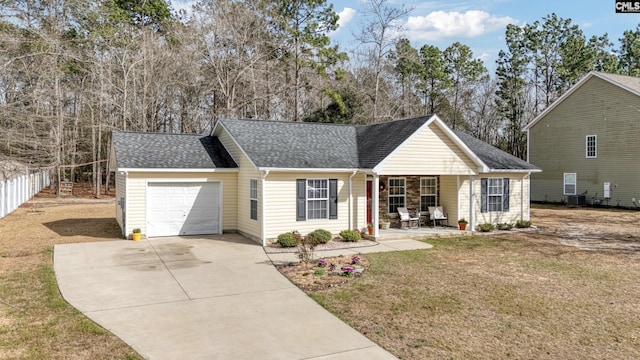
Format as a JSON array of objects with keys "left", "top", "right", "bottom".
[{"left": 54, "top": 235, "right": 431, "bottom": 359}]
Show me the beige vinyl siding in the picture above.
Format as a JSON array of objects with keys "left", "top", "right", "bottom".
[
  {"left": 457, "top": 177, "right": 472, "bottom": 224},
  {"left": 125, "top": 172, "right": 238, "bottom": 236},
  {"left": 529, "top": 76, "right": 640, "bottom": 207},
  {"left": 475, "top": 173, "right": 528, "bottom": 224},
  {"left": 216, "top": 129, "right": 261, "bottom": 240},
  {"left": 439, "top": 175, "right": 460, "bottom": 224},
  {"left": 263, "top": 172, "right": 365, "bottom": 241},
  {"left": 377, "top": 123, "right": 477, "bottom": 175},
  {"left": 115, "top": 171, "right": 125, "bottom": 235}
]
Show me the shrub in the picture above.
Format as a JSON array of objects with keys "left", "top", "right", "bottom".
[
  {"left": 476, "top": 223, "right": 495, "bottom": 232},
  {"left": 496, "top": 223, "right": 513, "bottom": 230},
  {"left": 307, "top": 229, "right": 332, "bottom": 244},
  {"left": 339, "top": 229, "right": 361, "bottom": 242},
  {"left": 515, "top": 220, "right": 532, "bottom": 228},
  {"left": 296, "top": 234, "right": 321, "bottom": 263},
  {"left": 277, "top": 232, "right": 298, "bottom": 247}
]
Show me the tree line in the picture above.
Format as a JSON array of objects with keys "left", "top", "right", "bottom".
[{"left": 0, "top": 0, "right": 638, "bottom": 194}]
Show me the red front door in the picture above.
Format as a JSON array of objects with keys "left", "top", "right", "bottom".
[{"left": 366, "top": 180, "right": 372, "bottom": 224}]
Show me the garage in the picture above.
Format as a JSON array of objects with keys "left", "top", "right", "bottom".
[{"left": 146, "top": 182, "right": 221, "bottom": 237}]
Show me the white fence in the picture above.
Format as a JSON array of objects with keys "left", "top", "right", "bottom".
[{"left": 0, "top": 169, "right": 50, "bottom": 219}]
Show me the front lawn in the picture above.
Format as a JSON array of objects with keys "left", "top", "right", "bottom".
[{"left": 310, "top": 234, "right": 640, "bottom": 359}]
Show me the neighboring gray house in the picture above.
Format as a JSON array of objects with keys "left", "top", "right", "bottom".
[
  {"left": 111, "top": 115, "right": 539, "bottom": 244},
  {"left": 524, "top": 71, "right": 640, "bottom": 207}
]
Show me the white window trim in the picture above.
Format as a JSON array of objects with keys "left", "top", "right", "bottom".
[
  {"left": 307, "top": 178, "right": 329, "bottom": 220},
  {"left": 564, "top": 173, "right": 577, "bottom": 195},
  {"left": 420, "top": 177, "right": 438, "bottom": 211},
  {"left": 388, "top": 177, "right": 406, "bottom": 213},
  {"left": 250, "top": 178, "right": 258, "bottom": 221},
  {"left": 586, "top": 135, "right": 597, "bottom": 158},
  {"left": 487, "top": 178, "right": 504, "bottom": 212}
]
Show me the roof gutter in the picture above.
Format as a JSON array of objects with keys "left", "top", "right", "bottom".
[
  {"left": 256, "top": 167, "right": 359, "bottom": 173},
  {"left": 115, "top": 168, "right": 239, "bottom": 173},
  {"left": 486, "top": 168, "right": 541, "bottom": 173}
]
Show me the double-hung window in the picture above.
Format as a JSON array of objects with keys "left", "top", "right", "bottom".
[
  {"left": 296, "top": 179, "right": 338, "bottom": 221},
  {"left": 481, "top": 178, "right": 510, "bottom": 213},
  {"left": 564, "top": 173, "right": 576, "bottom": 195},
  {"left": 250, "top": 179, "right": 258, "bottom": 220},
  {"left": 307, "top": 179, "right": 328, "bottom": 220},
  {"left": 388, "top": 178, "right": 405, "bottom": 213},
  {"left": 586, "top": 135, "right": 597, "bottom": 158},
  {"left": 420, "top": 177, "right": 437, "bottom": 212}
]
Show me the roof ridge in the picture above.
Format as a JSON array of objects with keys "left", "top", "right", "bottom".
[{"left": 220, "top": 118, "right": 359, "bottom": 128}]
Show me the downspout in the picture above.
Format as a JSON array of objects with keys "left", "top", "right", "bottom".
[
  {"left": 456, "top": 175, "right": 460, "bottom": 223},
  {"left": 261, "top": 170, "right": 270, "bottom": 246},
  {"left": 373, "top": 173, "right": 380, "bottom": 238},
  {"left": 123, "top": 171, "right": 128, "bottom": 238},
  {"left": 469, "top": 175, "right": 475, "bottom": 231},
  {"left": 522, "top": 173, "right": 529, "bottom": 221},
  {"left": 348, "top": 170, "right": 357, "bottom": 230}
]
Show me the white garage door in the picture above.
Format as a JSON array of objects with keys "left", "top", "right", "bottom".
[{"left": 147, "top": 182, "right": 221, "bottom": 237}]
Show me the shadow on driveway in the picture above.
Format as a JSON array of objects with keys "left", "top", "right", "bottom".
[{"left": 43, "top": 218, "right": 122, "bottom": 239}]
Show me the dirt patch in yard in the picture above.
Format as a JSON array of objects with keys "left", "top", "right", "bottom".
[{"left": 512, "top": 204, "right": 640, "bottom": 251}]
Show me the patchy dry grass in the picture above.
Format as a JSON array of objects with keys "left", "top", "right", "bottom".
[
  {"left": 0, "top": 200, "right": 140, "bottom": 359},
  {"left": 309, "top": 206, "right": 640, "bottom": 359}
]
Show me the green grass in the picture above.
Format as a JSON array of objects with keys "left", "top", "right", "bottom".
[
  {"left": 0, "top": 259, "right": 141, "bottom": 359},
  {"left": 310, "top": 235, "right": 640, "bottom": 359}
]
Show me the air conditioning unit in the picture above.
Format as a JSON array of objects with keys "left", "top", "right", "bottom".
[{"left": 567, "top": 195, "right": 586, "bottom": 206}]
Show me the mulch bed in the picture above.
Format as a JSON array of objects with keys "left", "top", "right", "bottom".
[{"left": 275, "top": 255, "right": 370, "bottom": 291}]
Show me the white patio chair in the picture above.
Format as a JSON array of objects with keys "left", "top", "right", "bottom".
[
  {"left": 427, "top": 206, "right": 448, "bottom": 227},
  {"left": 397, "top": 207, "right": 419, "bottom": 229}
]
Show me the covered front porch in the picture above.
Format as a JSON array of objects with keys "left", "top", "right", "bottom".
[{"left": 366, "top": 174, "right": 476, "bottom": 238}]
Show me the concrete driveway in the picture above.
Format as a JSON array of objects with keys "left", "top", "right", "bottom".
[{"left": 54, "top": 234, "right": 397, "bottom": 359}]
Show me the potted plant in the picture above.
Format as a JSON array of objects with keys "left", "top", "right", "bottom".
[
  {"left": 367, "top": 223, "right": 374, "bottom": 235},
  {"left": 380, "top": 213, "right": 391, "bottom": 230},
  {"left": 132, "top": 228, "right": 142, "bottom": 241},
  {"left": 457, "top": 219, "right": 468, "bottom": 231}
]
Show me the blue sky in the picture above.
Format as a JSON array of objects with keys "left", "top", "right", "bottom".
[
  {"left": 170, "top": 0, "right": 640, "bottom": 72},
  {"left": 328, "top": 0, "right": 639, "bottom": 71}
]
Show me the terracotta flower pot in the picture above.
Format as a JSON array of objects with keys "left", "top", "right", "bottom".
[{"left": 458, "top": 222, "right": 467, "bottom": 230}]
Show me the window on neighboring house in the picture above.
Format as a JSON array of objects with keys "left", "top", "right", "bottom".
[
  {"left": 481, "top": 178, "right": 510, "bottom": 213},
  {"left": 250, "top": 179, "right": 258, "bottom": 220},
  {"left": 586, "top": 135, "right": 597, "bottom": 158},
  {"left": 388, "top": 178, "right": 405, "bottom": 213},
  {"left": 564, "top": 173, "right": 576, "bottom": 195},
  {"left": 296, "top": 179, "right": 338, "bottom": 221},
  {"left": 420, "top": 177, "right": 437, "bottom": 212}
]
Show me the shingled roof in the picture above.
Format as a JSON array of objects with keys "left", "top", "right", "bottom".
[
  {"left": 454, "top": 130, "right": 539, "bottom": 171},
  {"left": 112, "top": 117, "right": 537, "bottom": 172},
  {"left": 112, "top": 131, "right": 237, "bottom": 169},
  {"left": 219, "top": 119, "right": 360, "bottom": 168}
]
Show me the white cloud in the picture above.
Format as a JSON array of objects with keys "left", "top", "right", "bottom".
[
  {"left": 478, "top": 52, "right": 491, "bottom": 62},
  {"left": 404, "top": 10, "right": 516, "bottom": 41},
  {"left": 330, "top": 7, "right": 357, "bottom": 35}
]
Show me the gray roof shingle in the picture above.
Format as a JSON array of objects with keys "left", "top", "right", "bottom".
[
  {"left": 219, "top": 118, "right": 360, "bottom": 168},
  {"left": 112, "top": 131, "right": 237, "bottom": 169},
  {"left": 453, "top": 130, "right": 539, "bottom": 171}
]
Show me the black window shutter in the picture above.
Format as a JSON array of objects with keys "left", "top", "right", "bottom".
[
  {"left": 480, "top": 178, "right": 488, "bottom": 213},
  {"left": 329, "top": 179, "right": 338, "bottom": 219},
  {"left": 296, "top": 179, "right": 306, "bottom": 221},
  {"left": 503, "top": 178, "right": 510, "bottom": 212}
]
